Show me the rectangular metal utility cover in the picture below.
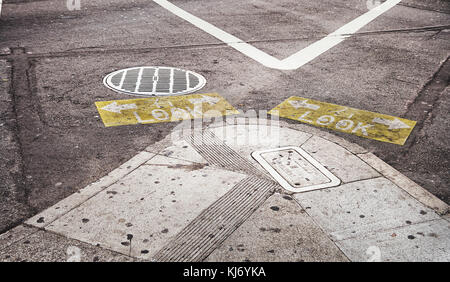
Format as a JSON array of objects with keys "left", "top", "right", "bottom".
[{"left": 252, "top": 147, "right": 341, "bottom": 193}]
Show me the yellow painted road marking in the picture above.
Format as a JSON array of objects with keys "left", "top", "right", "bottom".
[
  {"left": 95, "top": 93, "right": 239, "bottom": 127},
  {"left": 269, "top": 97, "right": 416, "bottom": 145}
]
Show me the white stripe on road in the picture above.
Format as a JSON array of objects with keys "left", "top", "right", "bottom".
[{"left": 153, "top": 0, "right": 402, "bottom": 70}]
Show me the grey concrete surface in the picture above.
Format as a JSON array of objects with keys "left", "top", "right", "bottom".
[
  {"left": 294, "top": 177, "right": 440, "bottom": 240},
  {"left": 18, "top": 123, "right": 449, "bottom": 261},
  {"left": 301, "top": 136, "right": 380, "bottom": 183},
  {"left": 205, "top": 193, "right": 349, "bottom": 262},
  {"left": 0, "top": 225, "right": 136, "bottom": 262},
  {"left": 0, "top": 0, "right": 448, "bottom": 244},
  {"left": 44, "top": 154, "right": 246, "bottom": 259},
  {"left": 336, "top": 219, "right": 450, "bottom": 262}
]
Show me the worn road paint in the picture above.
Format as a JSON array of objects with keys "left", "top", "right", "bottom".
[
  {"left": 153, "top": 0, "right": 402, "bottom": 70},
  {"left": 269, "top": 97, "right": 416, "bottom": 145},
  {"left": 95, "top": 93, "right": 239, "bottom": 127}
]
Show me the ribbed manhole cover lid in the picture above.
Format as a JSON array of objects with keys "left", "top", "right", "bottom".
[{"left": 103, "top": 66, "right": 206, "bottom": 96}]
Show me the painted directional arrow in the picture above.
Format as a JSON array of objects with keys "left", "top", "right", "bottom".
[
  {"left": 101, "top": 102, "right": 137, "bottom": 113},
  {"left": 288, "top": 99, "right": 320, "bottom": 110},
  {"left": 188, "top": 95, "right": 220, "bottom": 105},
  {"left": 372, "top": 117, "right": 411, "bottom": 130}
]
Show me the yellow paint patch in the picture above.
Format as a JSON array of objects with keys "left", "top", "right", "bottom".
[
  {"left": 95, "top": 93, "right": 239, "bottom": 127},
  {"left": 269, "top": 97, "right": 416, "bottom": 145}
]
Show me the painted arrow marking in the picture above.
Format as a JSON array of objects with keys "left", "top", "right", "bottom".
[
  {"left": 153, "top": 0, "right": 402, "bottom": 70},
  {"left": 188, "top": 95, "right": 221, "bottom": 105},
  {"left": 372, "top": 117, "right": 411, "bottom": 130},
  {"left": 289, "top": 99, "right": 320, "bottom": 110},
  {"left": 101, "top": 102, "right": 138, "bottom": 113}
]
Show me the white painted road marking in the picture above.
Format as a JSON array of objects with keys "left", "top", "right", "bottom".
[
  {"left": 372, "top": 117, "right": 411, "bottom": 130},
  {"left": 101, "top": 102, "right": 138, "bottom": 113},
  {"left": 188, "top": 95, "right": 221, "bottom": 106},
  {"left": 288, "top": 99, "right": 321, "bottom": 110},
  {"left": 153, "top": 0, "right": 402, "bottom": 70}
]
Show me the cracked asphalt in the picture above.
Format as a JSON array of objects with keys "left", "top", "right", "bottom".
[{"left": 0, "top": 0, "right": 449, "bottom": 234}]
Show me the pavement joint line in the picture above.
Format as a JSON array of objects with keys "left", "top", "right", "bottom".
[
  {"left": 356, "top": 152, "right": 449, "bottom": 215},
  {"left": 340, "top": 25, "right": 450, "bottom": 37},
  {"left": 14, "top": 225, "right": 142, "bottom": 261},
  {"left": 398, "top": 3, "right": 450, "bottom": 14},
  {"left": 140, "top": 153, "right": 207, "bottom": 166},
  {"left": 401, "top": 56, "right": 450, "bottom": 151},
  {"left": 0, "top": 224, "right": 40, "bottom": 253},
  {"left": 333, "top": 217, "right": 447, "bottom": 243},
  {"left": 2, "top": 43, "right": 235, "bottom": 59},
  {"left": 2, "top": 24, "right": 446, "bottom": 60},
  {"left": 334, "top": 175, "right": 385, "bottom": 186}
]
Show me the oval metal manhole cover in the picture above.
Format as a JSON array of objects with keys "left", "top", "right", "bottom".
[{"left": 103, "top": 66, "right": 206, "bottom": 97}]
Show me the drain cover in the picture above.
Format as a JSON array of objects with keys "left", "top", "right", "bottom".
[
  {"left": 252, "top": 147, "right": 340, "bottom": 193},
  {"left": 103, "top": 66, "right": 206, "bottom": 96}
]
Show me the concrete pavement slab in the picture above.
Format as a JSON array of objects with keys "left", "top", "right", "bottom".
[
  {"left": 0, "top": 224, "right": 36, "bottom": 252},
  {"left": 301, "top": 136, "right": 380, "bottom": 183},
  {"left": 44, "top": 154, "right": 246, "bottom": 259},
  {"left": 357, "top": 152, "right": 449, "bottom": 215},
  {"left": 1, "top": 0, "right": 449, "bottom": 262},
  {"left": 336, "top": 219, "right": 450, "bottom": 262},
  {"left": 156, "top": 140, "right": 209, "bottom": 164},
  {"left": 294, "top": 177, "right": 440, "bottom": 241},
  {"left": 0, "top": 225, "right": 135, "bottom": 262},
  {"left": 205, "top": 193, "right": 349, "bottom": 262}
]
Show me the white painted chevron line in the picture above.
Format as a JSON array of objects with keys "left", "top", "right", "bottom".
[{"left": 154, "top": 0, "right": 402, "bottom": 70}]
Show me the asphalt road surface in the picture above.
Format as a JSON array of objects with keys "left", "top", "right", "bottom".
[{"left": 0, "top": 0, "right": 449, "bottom": 234}]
